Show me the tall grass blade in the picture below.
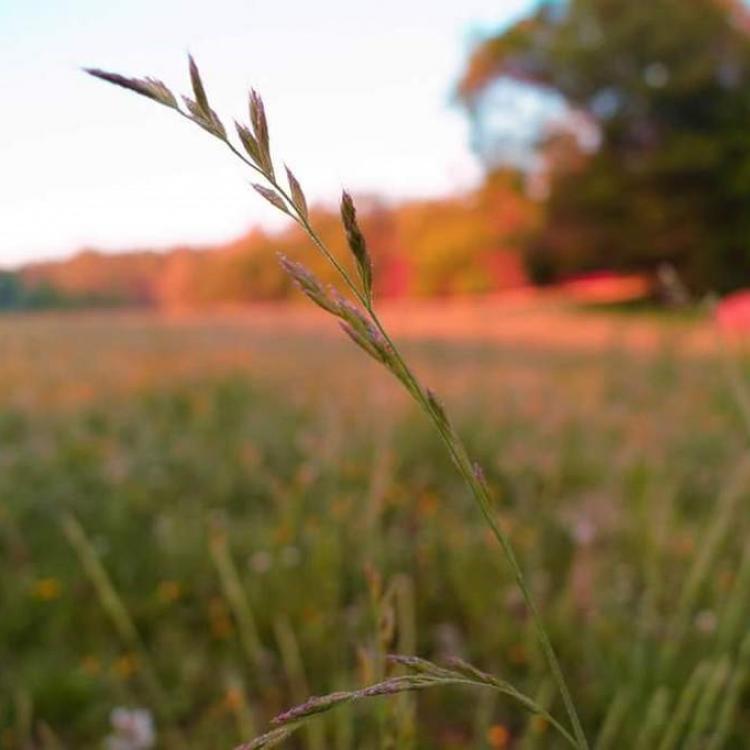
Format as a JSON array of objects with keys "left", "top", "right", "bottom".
[
  {"left": 661, "top": 458, "right": 750, "bottom": 671},
  {"left": 656, "top": 661, "right": 710, "bottom": 750},
  {"left": 208, "top": 515, "right": 268, "bottom": 676},
  {"left": 60, "top": 512, "right": 183, "bottom": 744},
  {"left": 715, "top": 542, "right": 750, "bottom": 653},
  {"left": 633, "top": 687, "right": 670, "bottom": 748},
  {"left": 684, "top": 656, "right": 731, "bottom": 749},
  {"left": 225, "top": 673, "right": 257, "bottom": 743},
  {"left": 272, "top": 617, "right": 326, "bottom": 750},
  {"left": 593, "top": 689, "right": 631, "bottom": 750},
  {"left": 705, "top": 633, "right": 750, "bottom": 750}
]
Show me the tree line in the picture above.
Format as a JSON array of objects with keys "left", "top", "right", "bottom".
[
  {"left": 2, "top": 174, "right": 534, "bottom": 311},
  {"left": 6, "top": 0, "right": 749, "bottom": 311}
]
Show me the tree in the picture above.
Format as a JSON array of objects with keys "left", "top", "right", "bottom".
[{"left": 458, "top": 0, "right": 750, "bottom": 292}]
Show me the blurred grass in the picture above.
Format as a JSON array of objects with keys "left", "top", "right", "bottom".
[{"left": 1, "top": 308, "right": 749, "bottom": 748}]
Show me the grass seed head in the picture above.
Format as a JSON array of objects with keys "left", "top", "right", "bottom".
[
  {"left": 249, "top": 89, "right": 273, "bottom": 176},
  {"left": 252, "top": 184, "right": 288, "bottom": 214},
  {"left": 235, "top": 123, "right": 264, "bottom": 168},
  {"left": 182, "top": 95, "right": 226, "bottom": 138},
  {"left": 181, "top": 54, "right": 226, "bottom": 137},
  {"left": 340, "top": 191, "right": 373, "bottom": 299},
  {"left": 339, "top": 321, "right": 386, "bottom": 363},
  {"left": 84, "top": 69, "right": 178, "bottom": 109},
  {"left": 284, "top": 165, "right": 308, "bottom": 221},
  {"left": 445, "top": 656, "right": 495, "bottom": 686},
  {"left": 236, "top": 725, "right": 295, "bottom": 750},
  {"left": 277, "top": 254, "right": 339, "bottom": 315},
  {"left": 271, "top": 691, "right": 351, "bottom": 725},
  {"left": 188, "top": 54, "right": 210, "bottom": 115}
]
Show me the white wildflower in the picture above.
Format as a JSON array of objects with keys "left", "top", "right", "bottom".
[{"left": 105, "top": 707, "right": 155, "bottom": 750}]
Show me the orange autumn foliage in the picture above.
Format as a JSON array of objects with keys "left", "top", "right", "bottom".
[{"left": 17, "top": 175, "right": 536, "bottom": 311}]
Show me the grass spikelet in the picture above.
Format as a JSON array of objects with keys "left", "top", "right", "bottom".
[
  {"left": 237, "top": 725, "right": 296, "bottom": 750},
  {"left": 252, "top": 184, "right": 289, "bottom": 214},
  {"left": 181, "top": 55, "right": 226, "bottom": 138},
  {"left": 387, "top": 654, "right": 453, "bottom": 678},
  {"left": 285, "top": 166, "right": 308, "bottom": 221},
  {"left": 340, "top": 191, "right": 373, "bottom": 300},
  {"left": 338, "top": 321, "right": 387, "bottom": 363},
  {"left": 236, "top": 122, "right": 264, "bottom": 168},
  {"left": 84, "top": 68, "right": 178, "bottom": 109},
  {"left": 277, "top": 254, "right": 340, "bottom": 315},
  {"left": 249, "top": 89, "right": 273, "bottom": 176},
  {"left": 188, "top": 54, "right": 210, "bottom": 115}
]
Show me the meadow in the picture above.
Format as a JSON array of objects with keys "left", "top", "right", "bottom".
[{"left": 2, "top": 299, "right": 749, "bottom": 748}]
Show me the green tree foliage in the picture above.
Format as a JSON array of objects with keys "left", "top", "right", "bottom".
[
  {"left": 0, "top": 272, "right": 25, "bottom": 310},
  {"left": 459, "top": 0, "right": 750, "bottom": 292},
  {"left": 0, "top": 271, "right": 87, "bottom": 311}
]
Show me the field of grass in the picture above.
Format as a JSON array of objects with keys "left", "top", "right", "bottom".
[{"left": 2, "top": 302, "right": 749, "bottom": 748}]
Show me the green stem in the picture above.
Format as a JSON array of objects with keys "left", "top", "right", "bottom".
[
  {"left": 367, "top": 310, "right": 589, "bottom": 750},
  {"left": 202, "top": 120, "right": 588, "bottom": 749}
]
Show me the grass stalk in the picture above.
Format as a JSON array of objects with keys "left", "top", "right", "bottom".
[
  {"left": 388, "top": 575, "right": 417, "bottom": 749},
  {"left": 684, "top": 656, "right": 731, "bottom": 749},
  {"left": 239, "top": 122, "right": 589, "bottom": 750},
  {"left": 272, "top": 617, "right": 326, "bottom": 750},
  {"left": 593, "top": 689, "right": 630, "bottom": 750},
  {"left": 656, "top": 661, "right": 710, "bottom": 750},
  {"left": 705, "top": 633, "right": 750, "bottom": 750},
  {"left": 224, "top": 674, "right": 257, "bottom": 742},
  {"left": 60, "top": 512, "right": 186, "bottom": 745},
  {"left": 660, "top": 458, "right": 750, "bottom": 672},
  {"left": 715, "top": 542, "right": 750, "bottom": 653},
  {"left": 208, "top": 514, "right": 268, "bottom": 677},
  {"left": 633, "top": 687, "right": 670, "bottom": 748},
  {"left": 85, "top": 58, "right": 590, "bottom": 748}
]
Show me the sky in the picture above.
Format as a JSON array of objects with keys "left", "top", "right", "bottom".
[{"left": 0, "top": 0, "right": 537, "bottom": 267}]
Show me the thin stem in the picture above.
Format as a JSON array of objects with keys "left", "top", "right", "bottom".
[
  {"left": 289, "top": 211, "right": 588, "bottom": 748},
  {"left": 411, "top": 678, "right": 579, "bottom": 749},
  {"left": 286, "top": 199, "right": 587, "bottom": 750},
  {"left": 188, "top": 115, "right": 588, "bottom": 749},
  {"left": 368, "top": 312, "right": 589, "bottom": 749}
]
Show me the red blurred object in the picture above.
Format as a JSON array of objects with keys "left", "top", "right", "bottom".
[
  {"left": 716, "top": 290, "right": 750, "bottom": 334},
  {"left": 558, "top": 272, "right": 651, "bottom": 304}
]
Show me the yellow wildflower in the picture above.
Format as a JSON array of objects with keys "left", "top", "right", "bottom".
[
  {"left": 487, "top": 724, "right": 510, "bottom": 748},
  {"left": 32, "top": 577, "right": 62, "bottom": 601}
]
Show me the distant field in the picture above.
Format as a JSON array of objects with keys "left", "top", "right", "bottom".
[{"left": 2, "top": 302, "right": 749, "bottom": 748}]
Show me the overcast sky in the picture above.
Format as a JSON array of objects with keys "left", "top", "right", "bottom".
[{"left": 0, "top": 0, "right": 537, "bottom": 266}]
